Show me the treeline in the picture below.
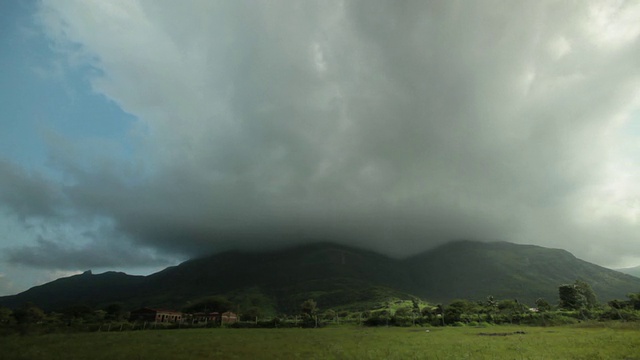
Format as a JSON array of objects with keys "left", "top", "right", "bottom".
[
  {"left": 0, "top": 302, "right": 133, "bottom": 335},
  {"left": 360, "top": 281, "right": 640, "bottom": 327},
  {"left": 2, "top": 281, "right": 640, "bottom": 334},
  {"left": 231, "top": 289, "right": 640, "bottom": 329},
  {"left": 238, "top": 281, "right": 640, "bottom": 328}
]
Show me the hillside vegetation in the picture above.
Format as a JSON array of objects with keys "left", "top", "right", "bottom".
[{"left": 1, "top": 241, "right": 639, "bottom": 314}]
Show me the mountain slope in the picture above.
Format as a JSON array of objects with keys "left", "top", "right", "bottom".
[
  {"left": 408, "top": 240, "right": 640, "bottom": 304},
  {"left": 2, "top": 241, "right": 639, "bottom": 312},
  {"left": 0, "top": 271, "right": 145, "bottom": 310},
  {"left": 137, "top": 242, "right": 414, "bottom": 312},
  {"left": 616, "top": 265, "right": 640, "bottom": 278}
]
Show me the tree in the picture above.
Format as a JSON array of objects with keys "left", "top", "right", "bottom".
[
  {"left": 394, "top": 306, "right": 412, "bottom": 318},
  {"left": 574, "top": 280, "right": 597, "bottom": 309},
  {"left": 485, "top": 296, "right": 498, "bottom": 322},
  {"left": 300, "top": 299, "right": 318, "bottom": 327},
  {"left": 242, "top": 306, "right": 262, "bottom": 322},
  {"left": 62, "top": 304, "right": 93, "bottom": 321},
  {"left": 559, "top": 284, "right": 584, "bottom": 310},
  {"left": 421, "top": 306, "right": 435, "bottom": 322},
  {"left": 497, "top": 299, "right": 528, "bottom": 324},
  {"left": 608, "top": 299, "right": 625, "bottom": 310},
  {"left": 535, "top": 298, "right": 551, "bottom": 312},
  {"left": 323, "top": 309, "right": 336, "bottom": 321},
  {"left": 13, "top": 303, "right": 45, "bottom": 324},
  {"left": 411, "top": 299, "right": 421, "bottom": 315},
  {"left": 627, "top": 292, "right": 640, "bottom": 310},
  {"left": 0, "top": 306, "right": 14, "bottom": 326},
  {"left": 184, "top": 296, "right": 233, "bottom": 313},
  {"left": 445, "top": 300, "right": 477, "bottom": 324},
  {"left": 486, "top": 296, "right": 498, "bottom": 309},
  {"left": 559, "top": 280, "right": 598, "bottom": 310},
  {"left": 301, "top": 299, "right": 317, "bottom": 316},
  {"left": 105, "top": 303, "right": 125, "bottom": 321},
  {"left": 436, "top": 304, "right": 445, "bottom": 326}
]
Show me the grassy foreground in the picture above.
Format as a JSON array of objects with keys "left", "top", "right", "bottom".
[{"left": 1, "top": 323, "right": 640, "bottom": 359}]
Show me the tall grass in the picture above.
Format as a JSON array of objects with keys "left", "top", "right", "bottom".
[{"left": 1, "top": 323, "right": 639, "bottom": 359}]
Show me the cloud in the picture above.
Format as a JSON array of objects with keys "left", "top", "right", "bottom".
[
  {"left": 0, "top": 274, "right": 14, "bottom": 296},
  {"left": 3, "top": 0, "right": 639, "bottom": 269},
  {"left": 0, "top": 159, "right": 61, "bottom": 219},
  {"left": 6, "top": 235, "right": 172, "bottom": 270}
]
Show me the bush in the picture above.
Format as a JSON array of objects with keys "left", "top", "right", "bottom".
[
  {"left": 364, "top": 316, "right": 388, "bottom": 327},
  {"left": 392, "top": 317, "right": 413, "bottom": 327},
  {"left": 543, "top": 315, "right": 580, "bottom": 326},
  {"left": 600, "top": 309, "right": 640, "bottom": 322}
]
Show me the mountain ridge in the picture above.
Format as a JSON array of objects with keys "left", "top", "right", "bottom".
[
  {"left": 616, "top": 265, "right": 640, "bottom": 278},
  {"left": 1, "top": 240, "right": 639, "bottom": 312}
]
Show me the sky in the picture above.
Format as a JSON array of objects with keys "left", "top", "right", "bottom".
[{"left": 1, "top": 0, "right": 640, "bottom": 296}]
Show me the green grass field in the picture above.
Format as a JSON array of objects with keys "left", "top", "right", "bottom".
[{"left": 2, "top": 323, "right": 640, "bottom": 359}]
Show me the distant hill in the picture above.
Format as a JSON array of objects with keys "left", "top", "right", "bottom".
[
  {"left": 407, "top": 240, "right": 640, "bottom": 304},
  {"left": 1, "top": 241, "right": 639, "bottom": 312},
  {"left": 0, "top": 270, "right": 145, "bottom": 311},
  {"left": 616, "top": 265, "right": 640, "bottom": 278}
]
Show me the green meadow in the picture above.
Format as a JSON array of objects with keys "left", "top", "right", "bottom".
[{"left": 2, "top": 323, "right": 640, "bottom": 360}]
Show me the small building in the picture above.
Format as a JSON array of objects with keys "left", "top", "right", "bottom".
[
  {"left": 129, "top": 307, "right": 183, "bottom": 323},
  {"left": 190, "top": 312, "right": 219, "bottom": 324},
  {"left": 187, "top": 311, "right": 238, "bottom": 325},
  {"left": 221, "top": 311, "right": 238, "bottom": 324}
]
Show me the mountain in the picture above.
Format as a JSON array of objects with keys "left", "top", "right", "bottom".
[
  {"left": 133, "top": 242, "right": 415, "bottom": 313},
  {"left": 407, "top": 240, "right": 640, "bottom": 304},
  {"left": 0, "top": 270, "right": 145, "bottom": 311},
  {"left": 616, "top": 265, "right": 640, "bottom": 278},
  {"left": 1, "top": 241, "right": 640, "bottom": 312},
  {"left": 0, "top": 243, "right": 415, "bottom": 313}
]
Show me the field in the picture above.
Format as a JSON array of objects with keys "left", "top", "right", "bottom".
[{"left": 2, "top": 323, "right": 640, "bottom": 359}]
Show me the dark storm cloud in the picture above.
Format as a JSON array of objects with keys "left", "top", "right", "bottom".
[
  {"left": 0, "top": 159, "right": 61, "bottom": 219},
  {"left": 4, "top": 0, "right": 639, "bottom": 269},
  {"left": 6, "top": 235, "right": 171, "bottom": 270}
]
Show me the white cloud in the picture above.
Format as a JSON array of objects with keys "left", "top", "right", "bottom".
[
  {"left": 549, "top": 36, "right": 572, "bottom": 59},
  {"left": 585, "top": 0, "right": 640, "bottom": 49}
]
